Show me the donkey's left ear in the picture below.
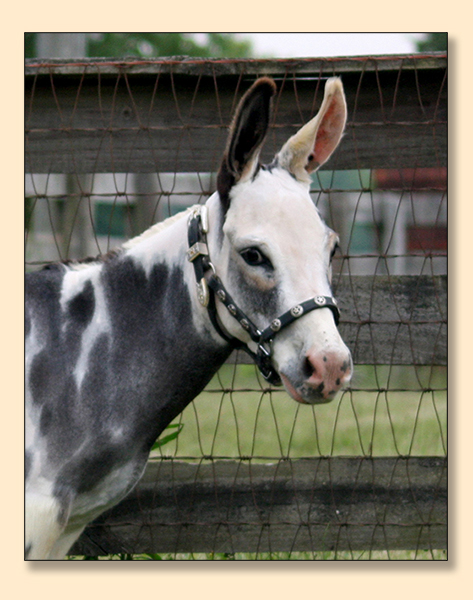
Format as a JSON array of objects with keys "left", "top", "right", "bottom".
[
  {"left": 217, "top": 77, "right": 277, "bottom": 210},
  {"left": 277, "top": 77, "right": 347, "bottom": 183}
]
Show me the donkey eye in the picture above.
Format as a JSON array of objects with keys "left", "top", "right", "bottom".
[{"left": 240, "top": 247, "right": 272, "bottom": 268}]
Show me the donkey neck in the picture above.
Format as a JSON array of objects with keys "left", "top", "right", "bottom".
[
  {"left": 102, "top": 204, "right": 232, "bottom": 443},
  {"left": 26, "top": 204, "right": 233, "bottom": 522}
]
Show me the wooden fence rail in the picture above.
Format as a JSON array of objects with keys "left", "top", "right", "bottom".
[
  {"left": 71, "top": 457, "right": 447, "bottom": 556},
  {"left": 25, "top": 55, "right": 447, "bottom": 174}
]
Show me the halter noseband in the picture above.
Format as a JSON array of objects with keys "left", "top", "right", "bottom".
[{"left": 187, "top": 205, "right": 341, "bottom": 386}]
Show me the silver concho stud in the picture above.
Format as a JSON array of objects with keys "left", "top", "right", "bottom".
[
  {"left": 217, "top": 289, "right": 226, "bottom": 302},
  {"left": 197, "top": 279, "right": 210, "bottom": 307},
  {"left": 271, "top": 319, "right": 282, "bottom": 332},
  {"left": 228, "top": 304, "right": 237, "bottom": 316},
  {"left": 291, "top": 305, "right": 304, "bottom": 317},
  {"left": 240, "top": 318, "right": 250, "bottom": 330},
  {"left": 315, "top": 296, "right": 327, "bottom": 306}
]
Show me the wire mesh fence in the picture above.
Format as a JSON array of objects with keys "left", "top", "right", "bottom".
[{"left": 25, "top": 55, "right": 447, "bottom": 560}]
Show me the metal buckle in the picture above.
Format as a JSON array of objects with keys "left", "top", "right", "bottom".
[
  {"left": 258, "top": 343, "right": 271, "bottom": 359},
  {"left": 196, "top": 278, "right": 210, "bottom": 307},
  {"left": 199, "top": 205, "right": 209, "bottom": 234},
  {"left": 187, "top": 242, "right": 209, "bottom": 262},
  {"left": 256, "top": 343, "right": 281, "bottom": 385}
]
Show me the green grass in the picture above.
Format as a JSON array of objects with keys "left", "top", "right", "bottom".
[
  {"left": 69, "top": 549, "right": 447, "bottom": 561},
  {"left": 152, "top": 363, "right": 447, "bottom": 460}
]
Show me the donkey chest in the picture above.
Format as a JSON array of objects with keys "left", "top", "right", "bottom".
[{"left": 64, "top": 456, "right": 147, "bottom": 530}]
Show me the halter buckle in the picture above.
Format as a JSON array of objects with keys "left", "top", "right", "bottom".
[
  {"left": 196, "top": 278, "right": 210, "bottom": 307},
  {"left": 256, "top": 343, "right": 282, "bottom": 386},
  {"left": 187, "top": 242, "right": 209, "bottom": 263}
]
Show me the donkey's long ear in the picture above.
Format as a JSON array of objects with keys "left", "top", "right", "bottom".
[
  {"left": 217, "top": 77, "right": 277, "bottom": 210},
  {"left": 277, "top": 77, "right": 347, "bottom": 183}
]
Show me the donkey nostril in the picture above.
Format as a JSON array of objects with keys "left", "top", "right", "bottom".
[
  {"left": 303, "top": 356, "right": 315, "bottom": 379},
  {"left": 304, "top": 353, "right": 325, "bottom": 386}
]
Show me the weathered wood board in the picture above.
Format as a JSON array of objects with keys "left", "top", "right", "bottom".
[
  {"left": 25, "top": 56, "right": 447, "bottom": 174},
  {"left": 70, "top": 457, "right": 447, "bottom": 556}
]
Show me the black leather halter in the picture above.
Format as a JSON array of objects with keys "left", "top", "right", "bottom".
[{"left": 187, "top": 205, "right": 341, "bottom": 386}]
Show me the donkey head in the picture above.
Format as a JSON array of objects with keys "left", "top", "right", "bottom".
[{"left": 206, "top": 77, "right": 352, "bottom": 404}]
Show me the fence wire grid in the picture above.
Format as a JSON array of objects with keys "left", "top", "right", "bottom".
[{"left": 25, "top": 55, "right": 447, "bottom": 560}]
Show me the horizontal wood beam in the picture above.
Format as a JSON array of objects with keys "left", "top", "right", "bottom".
[
  {"left": 70, "top": 457, "right": 447, "bottom": 556},
  {"left": 25, "top": 54, "right": 447, "bottom": 77},
  {"left": 25, "top": 56, "right": 447, "bottom": 174},
  {"left": 227, "top": 275, "right": 447, "bottom": 366}
]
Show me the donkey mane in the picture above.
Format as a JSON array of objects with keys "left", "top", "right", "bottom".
[
  {"left": 42, "top": 205, "right": 198, "bottom": 272},
  {"left": 122, "top": 204, "right": 197, "bottom": 250}
]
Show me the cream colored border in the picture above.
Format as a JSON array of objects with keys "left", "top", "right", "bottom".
[{"left": 9, "top": 14, "right": 468, "bottom": 600}]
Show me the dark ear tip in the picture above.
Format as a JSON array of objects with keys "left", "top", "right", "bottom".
[
  {"left": 217, "top": 77, "right": 276, "bottom": 213},
  {"left": 248, "top": 77, "right": 277, "bottom": 98}
]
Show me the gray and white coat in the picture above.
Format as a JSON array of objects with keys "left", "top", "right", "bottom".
[{"left": 25, "top": 76, "right": 352, "bottom": 559}]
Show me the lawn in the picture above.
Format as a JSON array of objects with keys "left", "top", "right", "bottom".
[{"left": 154, "top": 362, "right": 447, "bottom": 460}]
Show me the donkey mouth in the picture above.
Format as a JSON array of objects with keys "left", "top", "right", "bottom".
[
  {"left": 280, "top": 374, "right": 308, "bottom": 404},
  {"left": 280, "top": 373, "right": 332, "bottom": 405}
]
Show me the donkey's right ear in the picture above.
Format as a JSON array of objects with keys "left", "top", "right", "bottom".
[{"left": 217, "top": 77, "right": 277, "bottom": 211}]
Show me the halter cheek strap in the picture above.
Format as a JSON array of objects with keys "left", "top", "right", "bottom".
[{"left": 187, "top": 205, "right": 341, "bottom": 386}]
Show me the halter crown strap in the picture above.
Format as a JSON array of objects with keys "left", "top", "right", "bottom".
[{"left": 186, "top": 205, "right": 341, "bottom": 385}]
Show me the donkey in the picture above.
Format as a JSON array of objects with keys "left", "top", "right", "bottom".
[{"left": 25, "top": 76, "right": 352, "bottom": 559}]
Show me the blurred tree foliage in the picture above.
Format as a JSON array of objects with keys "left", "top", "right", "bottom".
[
  {"left": 416, "top": 33, "right": 447, "bottom": 52},
  {"left": 25, "top": 33, "right": 253, "bottom": 58},
  {"left": 25, "top": 33, "right": 37, "bottom": 58}
]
